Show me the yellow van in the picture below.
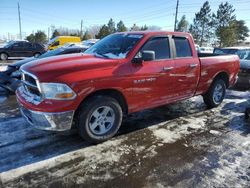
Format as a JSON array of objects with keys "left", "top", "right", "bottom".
[{"left": 48, "top": 36, "right": 81, "bottom": 50}]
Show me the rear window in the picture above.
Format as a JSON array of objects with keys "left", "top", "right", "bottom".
[{"left": 174, "top": 37, "right": 192, "bottom": 58}]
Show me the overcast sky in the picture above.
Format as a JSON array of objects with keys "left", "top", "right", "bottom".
[{"left": 0, "top": 0, "right": 249, "bottom": 40}]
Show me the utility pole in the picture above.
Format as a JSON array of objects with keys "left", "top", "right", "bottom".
[
  {"left": 174, "top": 0, "right": 179, "bottom": 31},
  {"left": 48, "top": 27, "right": 50, "bottom": 41},
  {"left": 18, "top": 2, "right": 22, "bottom": 40},
  {"left": 80, "top": 19, "right": 83, "bottom": 39}
]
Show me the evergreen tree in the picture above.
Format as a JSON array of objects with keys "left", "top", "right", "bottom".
[
  {"left": 140, "top": 25, "right": 148, "bottom": 31},
  {"left": 233, "top": 20, "right": 249, "bottom": 42},
  {"left": 107, "top": 18, "right": 116, "bottom": 33},
  {"left": 51, "top": 29, "right": 60, "bottom": 39},
  {"left": 213, "top": 2, "right": 237, "bottom": 46},
  {"left": 189, "top": 1, "right": 213, "bottom": 46},
  {"left": 26, "top": 31, "right": 47, "bottom": 43},
  {"left": 117, "top": 20, "right": 127, "bottom": 32},
  {"left": 176, "top": 15, "right": 189, "bottom": 32},
  {"left": 26, "top": 34, "right": 35, "bottom": 43},
  {"left": 95, "top": 25, "right": 110, "bottom": 39}
]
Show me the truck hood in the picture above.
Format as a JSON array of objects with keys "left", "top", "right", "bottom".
[
  {"left": 240, "top": 60, "right": 250, "bottom": 69},
  {"left": 21, "top": 53, "right": 120, "bottom": 82}
]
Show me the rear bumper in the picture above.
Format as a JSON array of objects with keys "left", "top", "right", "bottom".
[{"left": 18, "top": 102, "right": 74, "bottom": 131}]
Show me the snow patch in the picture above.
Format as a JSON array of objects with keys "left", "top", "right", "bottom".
[
  {"left": 209, "top": 130, "right": 221, "bottom": 135},
  {"left": 151, "top": 117, "right": 206, "bottom": 145},
  {"left": 153, "top": 129, "right": 181, "bottom": 144}
]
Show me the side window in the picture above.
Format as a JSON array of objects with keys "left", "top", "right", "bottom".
[
  {"left": 12, "top": 42, "right": 23, "bottom": 49},
  {"left": 35, "top": 43, "right": 42, "bottom": 49},
  {"left": 174, "top": 37, "right": 192, "bottom": 58},
  {"left": 141, "top": 37, "right": 170, "bottom": 60},
  {"left": 24, "top": 42, "right": 32, "bottom": 49}
]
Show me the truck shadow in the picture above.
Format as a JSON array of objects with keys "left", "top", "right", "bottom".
[{"left": 0, "top": 90, "right": 248, "bottom": 173}]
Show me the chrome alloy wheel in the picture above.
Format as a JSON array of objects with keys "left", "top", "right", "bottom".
[
  {"left": 89, "top": 106, "right": 115, "bottom": 135},
  {"left": 213, "top": 83, "right": 223, "bottom": 104}
]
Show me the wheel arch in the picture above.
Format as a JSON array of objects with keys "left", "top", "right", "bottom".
[
  {"left": 212, "top": 71, "right": 229, "bottom": 88},
  {"left": 33, "top": 52, "right": 41, "bottom": 56},
  {"left": 76, "top": 88, "right": 129, "bottom": 116},
  {"left": 0, "top": 52, "right": 9, "bottom": 58}
]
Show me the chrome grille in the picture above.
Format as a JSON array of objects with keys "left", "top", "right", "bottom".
[{"left": 21, "top": 71, "right": 41, "bottom": 97}]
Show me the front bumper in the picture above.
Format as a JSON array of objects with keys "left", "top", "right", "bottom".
[{"left": 19, "top": 102, "right": 74, "bottom": 131}]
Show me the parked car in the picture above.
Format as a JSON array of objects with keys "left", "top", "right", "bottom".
[
  {"left": 62, "top": 42, "right": 82, "bottom": 48},
  {"left": 17, "top": 31, "right": 239, "bottom": 143},
  {"left": 0, "top": 41, "right": 46, "bottom": 60},
  {"left": 47, "top": 36, "right": 81, "bottom": 50},
  {"left": 213, "top": 47, "right": 250, "bottom": 87},
  {"left": 0, "top": 46, "right": 87, "bottom": 95},
  {"left": 199, "top": 47, "right": 214, "bottom": 54},
  {"left": 82, "top": 39, "right": 99, "bottom": 48}
]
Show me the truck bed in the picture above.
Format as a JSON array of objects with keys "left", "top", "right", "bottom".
[{"left": 195, "top": 54, "right": 240, "bottom": 95}]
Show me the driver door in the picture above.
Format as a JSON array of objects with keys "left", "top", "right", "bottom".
[
  {"left": 129, "top": 36, "right": 175, "bottom": 111},
  {"left": 10, "top": 42, "right": 24, "bottom": 57}
]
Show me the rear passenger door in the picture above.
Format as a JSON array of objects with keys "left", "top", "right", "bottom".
[
  {"left": 171, "top": 36, "right": 200, "bottom": 99},
  {"left": 23, "top": 42, "right": 34, "bottom": 57}
]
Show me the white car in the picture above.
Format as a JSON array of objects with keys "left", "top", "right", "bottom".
[{"left": 199, "top": 47, "right": 214, "bottom": 54}]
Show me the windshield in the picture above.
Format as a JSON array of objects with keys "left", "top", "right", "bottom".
[
  {"left": 84, "top": 33, "right": 144, "bottom": 59},
  {"left": 4, "top": 41, "right": 15, "bottom": 48},
  {"left": 39, "top": 47, "right": 65, "bottom": 58}
]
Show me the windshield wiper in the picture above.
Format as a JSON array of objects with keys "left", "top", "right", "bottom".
[{"left": 94, "top": 52, "right": 110, "bottom": 59}]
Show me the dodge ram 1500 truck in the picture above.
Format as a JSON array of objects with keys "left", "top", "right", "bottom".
[{"left": 16, "top": 31, "right": 240, "bottom": 143}]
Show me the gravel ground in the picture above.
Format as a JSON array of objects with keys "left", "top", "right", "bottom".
[{"left": 0, "top": 88, "right": 249, "bottom": 188}]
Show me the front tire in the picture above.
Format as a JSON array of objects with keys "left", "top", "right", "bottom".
[
  {"left": 0, "top": 53, "right": 8, "bottom": 60},
  {"left": 76, "top": 96, "right": 123, "bottom": 143},
  {"left": 203, "top": 79, "right": 226, "bottom": 108}
]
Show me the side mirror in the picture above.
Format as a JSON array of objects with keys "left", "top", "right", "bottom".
[
  {"left": 142, "top": 51, "right": 155, "bottom": 61},
  {"left": 132, "top": 50, "right": 156, "bottom": 64}
]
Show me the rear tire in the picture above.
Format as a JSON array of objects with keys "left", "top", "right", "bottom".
[
  {"left": 0, "top": 53, "right": 8, "bottom": 61},
  {"left": 76, "top": 95, "right": 123, "bottom": 143},
  {"left": 34, "top": 53, "right": 41, "bottom": 58},
  {"left": 203, "top": 79, "right": 226, "bottom": 108}
]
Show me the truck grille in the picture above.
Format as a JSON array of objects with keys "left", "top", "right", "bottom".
[{"left": 21, "top": 72, "right": 41, "bottom": 97}]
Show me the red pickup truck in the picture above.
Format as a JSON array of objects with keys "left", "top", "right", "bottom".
[{"left": 16, "top": 31, "right": 240, "bottom": 143}]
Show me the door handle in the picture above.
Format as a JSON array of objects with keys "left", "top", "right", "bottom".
[
  {"left": 163, "top": 67, "right": 174, "bottom": 71},
  {"left": 190, "top": 64, "right": 198, "bottom": 68}
]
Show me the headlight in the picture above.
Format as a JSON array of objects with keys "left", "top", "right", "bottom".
[
  {"left": 40, "top": 83, "right": 76, "bottom": 100},
  {"left": 0, "top": 66, "right": 8, "bottom": 72}
]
